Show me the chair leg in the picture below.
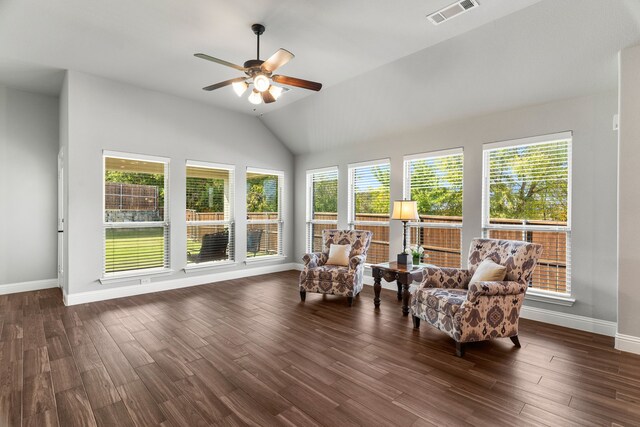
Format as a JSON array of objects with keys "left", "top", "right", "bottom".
[
  {"left": 412, "top": 316, "right": 420, "bottom": 329},
  {"left": 347, "top": 297, "right": 353, "bottom": 306},
  {"left": 299, "top": 290, "right": 306, "bottom": 302},
  {"left": 455, "top": 341, "right": 465, "bottom": 357},
  {"left": 510, "top": 335, "right": 521, "bottom": 348}
]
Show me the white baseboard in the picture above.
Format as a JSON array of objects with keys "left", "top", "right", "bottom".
[
  {"left": 64, "top": 263, "right": 299, "bottom": 306},
  {"left": 615, "top": 333, "right": 640, "bottom": 355},
  {"left": 0, "top": 278, "right": 58, "bottom": 295},
  {"left": 520, "top": 305, "right": 617, "bottom": 337}
]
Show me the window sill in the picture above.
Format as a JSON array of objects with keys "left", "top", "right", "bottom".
[
  {"left": 183, "top": 261, "right": 236, "bottom": 273},
  {"left": 100, "top": 268, "right": 174, "bottom": 285},
  {"left": 244, "top": 255, "right": 286, "bottom": 265},
  {"left": 525, "top": 290, "right": 575, "bottom": 306}
]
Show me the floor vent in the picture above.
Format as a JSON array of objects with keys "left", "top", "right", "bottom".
[{"left": 427, "top": 0, "right": 479, "bottom": 25}]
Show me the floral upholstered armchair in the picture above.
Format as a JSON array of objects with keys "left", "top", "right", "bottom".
[
  {"left": 411, "top": 238, "right": 543, "bottom": 356},
  {"left": 299, "top": 229, "right": 373, "bottom": 306}
]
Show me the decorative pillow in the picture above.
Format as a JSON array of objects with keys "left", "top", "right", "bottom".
[
  {"left": 469, "top": 259, "right": 507, "bottom": 286},
  {"left": 326, "top": 244, "right": 352, "bottom": 266}
]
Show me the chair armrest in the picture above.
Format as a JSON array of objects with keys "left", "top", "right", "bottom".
[
  {"left": 349, "top": 255, "right": 366, "bottom": 271},
  {"left": 420, "top": 266, "right": 471, "bottom": 289},
  {"left": 302, "top": 252, "right": 325, "bottom": 268},
  {"left": 467, "top": 281, "right": 527, "bottom": 302}
]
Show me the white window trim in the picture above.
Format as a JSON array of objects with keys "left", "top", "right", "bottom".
[
  {"left": 481, "top": 133, "right": 573, "bottom": 300},
  {"left": 306, "top": 166, "right": 339, "bottom": 252},
  {"left": 185, "top": 160, "right": 236, "bottom": 267},
  {"left": 102, "top": 151, "right": 171, "bottom": 279},
  {"left": 246, "top": 167, "right": 285, "bottom": 258}
]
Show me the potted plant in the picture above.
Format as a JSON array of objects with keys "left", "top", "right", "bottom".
[{"left": 410, "top": 245, "right": 425, "bottom": 265}]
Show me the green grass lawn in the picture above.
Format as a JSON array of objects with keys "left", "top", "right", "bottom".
[{"left": 105, "top": 228, "right": 274, "bottom": 273}]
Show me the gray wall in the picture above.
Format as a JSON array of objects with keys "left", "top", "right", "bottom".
[
  {"left": 63, "top": 71, "right": 294, "bottom": 296},
  {"left": 0, "top": 86, "right": 59, "bottom": 285},
  {"left": 294, "top": 91, "right": 619, "bottom": 322},
  {"left": 618, "top": 44, "right": 640, "bottom": 337}
]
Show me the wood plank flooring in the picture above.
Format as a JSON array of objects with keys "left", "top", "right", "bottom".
[{"left": 1, "top": 270, "right": 640, "bottom": 426}]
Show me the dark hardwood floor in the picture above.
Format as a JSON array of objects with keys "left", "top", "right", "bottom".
[{"left": 1, "top": 270, "right": 640, "bottom": 426}]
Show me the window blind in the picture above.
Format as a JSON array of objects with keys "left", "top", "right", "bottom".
[
  {"left": 247, "top": 168, "right": 284, "bottom": 258},
  {"left": 306, "top": 167, "right": 338, "bottom": 252},
  {"left": 483, "top": 135, "right": 572, "bottom": 294},
  {"left": 349, "top": 160, "right": 390, "bottom": 264},
  {"left": 404, "top": 149, "right": 463, "bottom": 267},
  {"left": 186, "top": 162, "right": 235, "bottom": 265},
  {"left": 103, "top": 154, "right": 169, "bottom": 276}
]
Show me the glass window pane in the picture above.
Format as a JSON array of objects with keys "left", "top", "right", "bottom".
[
  {"left": 187, "top": 224, "right": 233, "bottom": 264},
  {"left": 247, "top": 172, "right": 280, "bottom": 215},
  {"left": 488, "top": 141, "right": 569, "bottom": 225},
  {"left": 104, "top": 227, "right": 166, "bottom": 273},
  {"left": 105, "top": 157, "right": 166, "bottom": 222},
  {"left": 247, "top": 223, "right": 280, "bottom": 257}
]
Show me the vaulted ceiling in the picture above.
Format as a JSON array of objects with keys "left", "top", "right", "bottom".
[{"left": 0, "top": 0, "right": 639, "bottom": 154}]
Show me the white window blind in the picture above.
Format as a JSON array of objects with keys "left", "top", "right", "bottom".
[
  {"left": 103, "top": 153, "right": 170, "bottom": 276},
  {"left": 483, "top": 133, "right": 572, "bottom": 294},
  {"left": 404, "top": 148, "right": 463, "bottom": 267},
  {"left": 348, "top": 160, "right": 390, "bottom": 264},
  {"left": 306, "top": 167, "right": 338, "bottom": 252},
  {"left": 246, "top": 168, "right": 284, "bottom": 258},
  {"left": 186, "top": 162, "right": 235, "bottom": 265}
]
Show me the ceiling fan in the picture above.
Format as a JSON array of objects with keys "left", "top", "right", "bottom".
[{"left": 195, "top": 23, "right": 322, "bottom": 105}]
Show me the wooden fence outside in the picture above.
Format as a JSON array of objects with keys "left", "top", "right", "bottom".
[{"left": 310, "top": 213, "right": 568, "bottom": 293}]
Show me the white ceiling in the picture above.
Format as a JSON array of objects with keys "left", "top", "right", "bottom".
[
  {"left": 261, "top": 0, "right": 640, "bottom": 154},
  {"left": 0, "top": 0, "right": 540, "bottom": 113}
]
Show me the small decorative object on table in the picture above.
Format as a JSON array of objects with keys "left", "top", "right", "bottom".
[
  {"left": 391, "top": 200, "right": 420, "bottom": 268},
  {"left": 410, "top": 244, "right": 425, "bottom": 265}
]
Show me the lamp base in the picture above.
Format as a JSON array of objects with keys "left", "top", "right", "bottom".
[{"left": 397, "top": 253, "right": 413, "bottom": 269}]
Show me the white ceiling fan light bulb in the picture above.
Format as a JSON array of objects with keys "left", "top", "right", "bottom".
[
  {"left": 253, "top": 74, "right": 270, "bottom": 92},
  {"left": 248, "top": 89, "right": 262, "bottom": 105},
  {"left": 268, "top": 85, "right": 283, "bottom": 100},
  {"left": 232, "top": 81, "right": 248, "bottom": 97}
]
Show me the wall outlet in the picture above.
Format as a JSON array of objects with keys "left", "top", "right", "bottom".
[{"left": 140, "top": 277, "right": 151, "bottom": 284}]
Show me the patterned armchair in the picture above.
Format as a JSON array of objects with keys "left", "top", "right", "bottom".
[
  {"left": 411, "top": 238, "right": 543, "bottom": 356},
  {"left": 299, "top": 229, "right": 373, "bottom": 306}
]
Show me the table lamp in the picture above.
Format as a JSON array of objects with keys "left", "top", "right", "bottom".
[{"left": 391, "top": 200, "right": 420, "bottom": 267}]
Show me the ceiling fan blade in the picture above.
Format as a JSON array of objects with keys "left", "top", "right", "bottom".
[
  {"left": 261, "top": 49, "right": 294, "bottom": 73},
  {"left": 203, "top": 77, "right": 247, "bottom": 91},
  {"left": 194, "top": 53, "right": 246, "bottom": 71},
  {"left": 272, "top": 75, "right": 322, "bottom": 91},
  {"left": 262, "top": 90, "right": 276, "bottom": 104}
]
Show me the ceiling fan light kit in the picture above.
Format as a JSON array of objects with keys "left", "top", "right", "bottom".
[{"left": 195, "top": 23, "right": 322, "bottom": 106}]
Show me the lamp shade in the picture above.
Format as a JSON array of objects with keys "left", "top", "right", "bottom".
[{"left": 391, "top": 200, "right": 419, "bottom": 221}]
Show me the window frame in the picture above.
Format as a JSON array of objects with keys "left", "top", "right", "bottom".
[
  {"left": 246, "top": 167, "right": 285, "bottom": 261},
  {"left": 102, "top": 150, "right": 171, "bottom": 280},
  {"left": 306, "top": 166, "right": 339, "bottom": 253},
  {"left": 481, "top": 131, "right": 573, "bottom": 298},
  {"left": 403, "top": 147, "right": 464, "bottom": 268},
  {"left": 348, "top": 158, "right": 391, "bottom": 265},
  {"left": 185, "top": 160, "right": 235, "bottom": 269}
]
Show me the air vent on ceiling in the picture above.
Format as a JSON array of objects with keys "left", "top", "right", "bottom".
[{"left": 427, "top": 0, "right": 479, "bottom": 25}]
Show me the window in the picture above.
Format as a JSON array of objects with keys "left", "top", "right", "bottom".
[
  {"left": 103, "top": 153, "right": 169, "bottom": 276},
  {"left": 306, "top": 167, "right": 338, "bottom": 252},
  {"left": 186, "top": 161, "right": 234, "bottom": 266},
  {"left": 483, "top": 132, "right": 572, "bottom": 294},
  {"left": 348, "top": 159, "right": 390, "bottom": 264},
  {"left": 404, "top": 148, "right": 463, "bottom": 267},
  {"left": 246, "top": 168, "right": 284, "bottom": 258}
]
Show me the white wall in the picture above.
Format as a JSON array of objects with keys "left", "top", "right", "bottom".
[
  {"left": 294, "top": 91, "right": 619, "bottom": 322},
  {"left": 63, "top": 71, "right": 294, "bottom": 298},
  {"left": 0, "top": 86, "right": 59, "bottom": 287},
  {"left": 618, "top": 44, "right": 640, "bottom": 341}
]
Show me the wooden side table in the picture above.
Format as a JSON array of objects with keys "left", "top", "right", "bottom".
[{"left": 371, "top": 262, "right": 428, "bottom": 316}]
